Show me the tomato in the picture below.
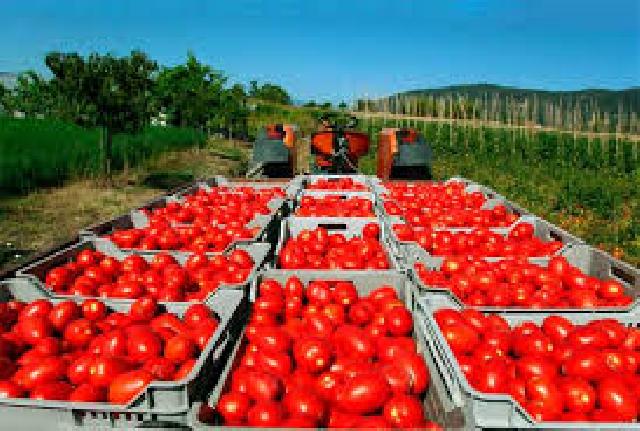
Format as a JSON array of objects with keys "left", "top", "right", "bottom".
[
  {"left": 81, "top": 299, "right": 107, "bottom": 321},
  {"left": 383, "top": 394, "right": 425, "bottom": 428},
  {"left": 14, "top": 357, "right": 66, "bottom": 389},
  {"left": 293, "top": 337, "right": 332, "bottom": 374},
  {"left": 129, "top": 297, "right": 157, "bottom": 322},
  {"left": 108, "top": 370, "right": 153, "bottom": 404},
  {"left": 334, "top": 373, "right": 390, "bottom": 414},
  {"left": 562, "top": 349, "right": 606, "bottom": 380},
  {"left": 183, "top": 304, "right": 214, "bottom": 328},
  {"left": 64, "top": 319, "right": 98, "bottom": 349},
  {"left": 126, "top": 328, "right": 161, "bottom": 362},
  {"left": 384, "top": 307, "right": 413, "bottom": 336},
  {"left": 282, "top": 389, "right": 325, "bottom": 424},
  {"left": 48, "top": 301, "right": 80, "bottom": 331},
  {"left": 376, "top": 337, "right": 417, "bottom": 362},
  {"left": 164, "top": 335, "right": 196, "bottom": 363},
  {"left": 439, "top": 322, "right": 478, "bottom": 354},
  {"left": 217, "top": 391, "right": 251, "bottom": 425},
  {"left": 307, "top": 281, "right": 332, "bottom": 306},
  {"left": 542, "top": 315, "right": 574, "bottom": 343},
  {"left": 30, "top": 381, "right": 73, "bottom": 401},
  {"left": 393, "top": 351, "right": 430, "bottom": 394},
  {"left": 362, "top": 223, "right": 380, "bottom": 239},
  {"left": 516, "top": 356, "right": 557, "bottom": 380},
  {"left": 18, "top": 316, "right": 52, "bottom": 345},
  {"left": 67, "top": 354, "right": 95, "bottom": 385},
  {"left": 332, "top": 282, "right": 358, "bottom": 306},
  {"left": 249, "top": 326, "right": 291, "bottom": 353},
  {"left": 90, "top": 356, "right": 129, "bottom": 387},
  {"left": 559, "top": 377, "right": 596, "bottom": 414},
  {"left": 69, "top": 383, "right": 107, "bottom": 402},
  {"left": 254, "top": 294, "right": 284, "bottom": 316},
  {"left": 472, "top": 360, "right": 509, "bottom": 394},
  {"left": 315, "top": 370, "right": 343, "bottom": 401},
  {"left": 245, "top": 371, "right": 281, "bottom": 402},
  {"left": 597, "top": 377, "right": 638, "bottom": 421},
  {"left": 284, "top": 277, "right": 304, "bottom": 297},
  {"left": 256, "top": 350, "right": 292, "bottom": 379},
  {"left": 0, "top": 380, "right": 25, "bottom": 398},
  {"left": 333, "top": 326, "right": 374, "bottom": 361},
  {"left": 101, "top": 329, "right": 128, "bottom": 357},
  {"left": 246, "top": 400, "right": 283, "bottom": 427}
]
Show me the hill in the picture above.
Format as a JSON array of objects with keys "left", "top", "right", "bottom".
[{"left": 401, "top": 84, "right": 640, "bottom": 114}]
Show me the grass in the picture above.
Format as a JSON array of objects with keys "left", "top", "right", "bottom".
[
  {"left": 0, "top": 138, "right": 250, "bottom": 271},
  {"left": 0, "top": 117, "right": 207, "bottom": 195}
]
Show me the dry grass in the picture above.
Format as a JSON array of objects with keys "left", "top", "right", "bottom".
[{"left": 0, "top": 139, "right": 250, "bottom": 271}]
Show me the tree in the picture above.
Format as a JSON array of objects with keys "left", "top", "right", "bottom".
[
  {"left": 321, "top": 102, "right": 332, "bottom": 109},
  {"left": 46, "top": 50, "right": 158, "bottom": 176},
  {"left": 304, "top": 100, "right": 317, "bottom": 108},
  {"left": 338, "top": 101, "right": 347, "bottom": 110},
  {"left": 10, "top": 71, "right": 55, "bottom": 117},
  {"left": 248, "top": 81, "right": 291, "bottom": 105},
  {"left": 155, "top": 53, "right": 226, "bottom": 129}
]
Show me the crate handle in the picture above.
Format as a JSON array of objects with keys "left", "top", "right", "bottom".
[
  {"left": 612, "top": 265, "right": 636, "bottom": 286},
  {"left": 317, "top": 223, "right": 347, "bottom": 231}
]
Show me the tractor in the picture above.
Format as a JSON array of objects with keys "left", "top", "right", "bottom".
[
  {"left": 376, "top": 127, "right": 432, "bottom": 180},
  {"left": 310, "top": 116, "right": 370, "bottom": 174},
  {"left": 248, "top": 123, "right": 297, "bottom": 178}
]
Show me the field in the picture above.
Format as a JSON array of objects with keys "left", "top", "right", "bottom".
[
  {"left": 0, "top": 117, "right": 207, "bottom": 195},
  {"left": 1, "top": 111, "right": 639, "bottom": 271},
  {"left": 358, "top": 117, "right": 640, "bottom": 266}
]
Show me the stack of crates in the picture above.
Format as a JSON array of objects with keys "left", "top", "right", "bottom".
[{"left": 1, "top": 174, "right": 638, "bottom": 430}]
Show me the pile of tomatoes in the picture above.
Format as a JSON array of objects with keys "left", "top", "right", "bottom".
[
  {"left": 0, "top": 297, "right": 218, "bottom": 404},
  {"left": 295, "top": 195, "right": 375, "bottom": 217},
  {"left": 395, "top": 223, "right": 564, "bottom": 258},
  {"left": 44, "top": 248, "right": 254, "bottom": 301},
  {"left": 140, "top": 187, "right": 282, "bottom": 226},
  {"left": 212, "top": 277, "right": 442, "bottom": 429},
  {"left": 415, "top": 254, "right": 631, "bottom": 308},
  {"left": 278, "top": 224, "right": 390, "bottom": 270},
  {"left": 105, "top": 222, "right": 261, "bottom": 253},
  {"left": 381, "top": 181, "right": 520, "bottom": 229},
  {"left": 306, "top": 178, "right": 369, "bottom": 191},
  {"left": 435, "top": 308, "right": 640, "bottom": 422}
]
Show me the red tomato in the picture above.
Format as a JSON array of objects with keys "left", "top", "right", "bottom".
[
  {"left": 217, "top": 391, "right": 251, "bottom": 425},
  {"left": 384, "top": 307, "right": 413, "bottom": 336},
  {"left": 282, "top": 389, "right": 325, "bottom": 424},
  {"left": 246, "top": 400, "right": 283, "bottom": 427},
  {"left": 183, "top": 304, "right": 214, "bottom": 328},
  {"left": 79, "top": 300, "right": 106, "bottom": 322},
  {"left": 126, "top": 328, "right": 161, "bottom": 362},
  {"left": 30, "top": 381, "right": 73, "bottom": 401},
  {"left": 293, "top": 337, "right": 332, "bottom": 374},
  {"left": 334, "top": 373, "right": 391, "bottom": 415},
  {"left": 14, "top": 357, "right": 66, "bottom": 389},
  {"left": 164, "top": 335, "right": 197, "bottom": 363},
  {"left": 48, "top": 301, "right": 80, "bottom": 331},
  {"left": 108, "top": 370, "right": 153, "bottom": 404},
  {"left": 129, "top": 297, "right": 157, "bottom": 322},
  {"left": 69, "top": 384, "right": 106, "bottom": 402},
  {"left": 383, "top": 394, "right": 425, "bottom": 428},
  {"left": 597, "top": 377, "right": 638, "bottom": 421},
  {"left": 559, "top": 377, "right": 596, "bottom": 414},
  {"left": 0, "top": 380, "right": 25, "bottom": 398},
  {"left": 440, "top": 322, "right": 478, "bottom": 354},
  {"left": 89, "top": 356, "right": 129, "bottom": 387},
  {"left": 245, "top": 371, "right": 282, "bottom": 402},
  {"left": 18, "top": 316, "right": 52, "bottom": 345}
]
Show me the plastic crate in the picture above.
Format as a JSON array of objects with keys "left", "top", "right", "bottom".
[
  {"left": 293, "top": 191, "right": 381, "bottom": 219},
  {"left": 80, "top": 212, "right": 277, "bottom": 255},
  {"left": 0, "top": 281, "right": 247, "bottom": 429},
  {"left": 274, "top": 216, "right": 402, "bottom": 273},
  {"left": 15, "top": 238, "right": 270, "bottom": 304},
  {"left": 419, "top": 303, "right": 640, "bottom": 430},
  {"left": 390, "top": 215, "right": 585, "bottom": 268},
  {"left": 190, "top": 273, "right": 446, "bottom": 430},
  {"left": 291, "top": 174, "right": 374, "bottom": 191},
  {"left": 215, "top": 177, "right": 301, "bottom": 200},
  {"left": 411, "top": 243, "right": 640, "bottom": 314}
]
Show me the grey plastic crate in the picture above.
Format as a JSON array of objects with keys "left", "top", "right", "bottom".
[
  {"left": 411, "top": 243, "right": 640, "bottom": 314},
  {"left": 419, "top": 303, "right": 640, "bottom": 430},
  {"left": 82, "top": 212, "right": 276, "bottom": 255},
  {"left": 16, "top": 238, "right": 270, "bottom": 304},
  {"left": 292, "top": 174, "right": 374, "bottom": 191},
  {"left": 0, "top": 281, "right": 246, "bottom": 429},
  {"left": 215, "top": 177, "right": 300, "bottom": 200},
  {"left": 391, "top": 215, "right": 584, "bottom": 268},
  {"left": 190, "top": 273, "right": 446, "bottom": 430},
  {"left": 274, "top": 216, "right": 402, "bottom": 273}
]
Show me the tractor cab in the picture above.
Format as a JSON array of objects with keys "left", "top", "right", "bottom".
[
  {"left": 250, "top": 124, "right": 297, "bottom": 178},
  {"left": 376, "top": 128, "right": 432, "bottom": 180},
  {"left": 310, "top": 116, "right": 370, "bottom": 174}
]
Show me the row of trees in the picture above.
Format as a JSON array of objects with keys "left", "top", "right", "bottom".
[{"left": 0, "top": 51, "right": 291, "bottom": 175}]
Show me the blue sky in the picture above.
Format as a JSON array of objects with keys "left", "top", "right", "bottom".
[{"left": 1, "top": 0, "right": 639, "bottom": 101}]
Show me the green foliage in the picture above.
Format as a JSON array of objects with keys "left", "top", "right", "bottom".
[
  {"left": 0, "top": 117, "right": 205, "bottom": 195},
  {"left": 46, "top": 51, "right": 157, "bottom": 133},
  {"left": 249, "top": 80, "right": 291, "bottom": 105}
]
